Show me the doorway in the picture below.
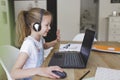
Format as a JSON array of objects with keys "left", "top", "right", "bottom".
[
  {"left": 80, "top": 0, "right": 98, "bottom": 35},
  {"left": 44, "top": 0, "right": 57, "bottom": 42}
]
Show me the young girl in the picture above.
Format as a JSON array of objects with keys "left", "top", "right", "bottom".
[{"left": 11, "top": 8, "right": 63, "bottom": 80}]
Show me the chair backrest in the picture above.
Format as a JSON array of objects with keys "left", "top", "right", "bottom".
[
  {"left": 0, "top": 59, "right": 12, "bottom": 80},
  {"left": 72, "top": 33, "right": 97, "bottom": 42},
  {"left": 0, "top": 45, "right": 19, "bottom": 72},
  {"left": 72, "top": 33, "right": 85, "bottom": 41}
]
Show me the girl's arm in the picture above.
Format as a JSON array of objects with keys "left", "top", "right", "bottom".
[
  {"left": 44, "top": 39, "right": 58, "bottom": 49},
  {"left": 11, "top": 52, "right": 63, "bottom": 79},
  {"left": 44, "top": 29, "right": 60, "bottom": 49}
]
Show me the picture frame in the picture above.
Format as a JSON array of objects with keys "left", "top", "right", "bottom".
[{"left": 111, "top": 0, "right": 120, "bottom": 3}]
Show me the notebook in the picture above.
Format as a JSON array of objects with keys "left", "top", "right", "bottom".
[
  {"left": 48, "top": 29, "right": 95, "bottom": 68},
  {"left": 95, "top": 67, "right": 120, "bottom": 80},
  {"left": 92, "top": 45, "right": 120, "bottom": 54}
]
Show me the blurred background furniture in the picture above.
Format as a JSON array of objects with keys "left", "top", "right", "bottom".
[
  {"left": 0, "top": 45, "right": 19, "bottom": 72},
  {"left": 108, "top": 17, "right": 120, "bottom": 42},
  {"left": 0, "top": 59, "right": 12, "bottom": 80},
  {"left": 72, "top": 33, "right": 97, "bottom": 42}
]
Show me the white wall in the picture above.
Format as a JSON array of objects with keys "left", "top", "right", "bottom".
[
  {"left": 14, "top": 0, "right": 46, "bottom": 21},
  {"left": 57, "top": 0, "right": 80, "bottom": 41},
  {"left": 98, "top": 0, "right": 120, "bottom": 41}
]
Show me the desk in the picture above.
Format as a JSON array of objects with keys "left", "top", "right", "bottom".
[{"left": 33, "top": 41, "right": 120, "bottom": 80}]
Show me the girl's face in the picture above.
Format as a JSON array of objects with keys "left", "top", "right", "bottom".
[{"left": 39, "top": 15, "right": 52, "bottom": 36}]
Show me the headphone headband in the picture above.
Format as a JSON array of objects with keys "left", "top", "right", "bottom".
[
  {"left": 33, "top": 9, "right": 45, "bottom": 32},
  {"left": 39, "top": 9, "right": 45, "bottom": 24}
]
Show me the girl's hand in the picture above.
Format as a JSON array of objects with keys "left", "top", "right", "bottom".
[
  {"left": 43, "top": 29, "right": 61, "bottom": 49},
  {"left": 56, "top": 29, "right": 60, "bottom": 42},
  {"left": 37, "top": 66, "right": 63, "bottom": 79}
]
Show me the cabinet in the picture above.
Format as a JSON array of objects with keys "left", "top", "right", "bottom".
[{"left": 108, "top": 17, "right": 120, "bottom": 41}]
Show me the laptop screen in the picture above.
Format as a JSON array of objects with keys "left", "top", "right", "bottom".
[{"left": 80, "top": 29, "right": 95, "bottom": 65}]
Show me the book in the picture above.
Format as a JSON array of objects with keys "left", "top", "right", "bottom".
[
  {"left": 95, "top": 67, "right": 120, "bottom": 80},
  {"left": 59, "top": 43, "right": 81, "bottom": 52},
  {"left": 92, "top": 45, "right": 120, "bottom": 54}
]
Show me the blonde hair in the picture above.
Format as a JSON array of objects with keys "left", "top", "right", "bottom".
[{"left": 15, "top": 8, "right": 52, "bottom": 48}]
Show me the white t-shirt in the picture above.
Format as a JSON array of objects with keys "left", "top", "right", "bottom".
[{"left": 19, "top": 36, "right": 45, "bottom": 80}]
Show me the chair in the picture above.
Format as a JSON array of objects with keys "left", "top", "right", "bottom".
[
  {"left": 72, "top": 33, "right": 97, "bottom": 42},
  {"left": 0, "top": 45, "right": 19, "bottom": 73},
  {"left": 0, "top": 59, "right": 12, "bottom": 80}
]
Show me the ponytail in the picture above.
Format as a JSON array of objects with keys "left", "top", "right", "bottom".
[{"left": 15, "top": 11, "right": 31, "bottom": 48}]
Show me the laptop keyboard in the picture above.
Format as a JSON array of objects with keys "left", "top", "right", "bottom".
[{"left": 63, "top": 52, "right": 84, "bottom": 67}]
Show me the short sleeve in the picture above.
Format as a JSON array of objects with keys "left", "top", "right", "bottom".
[{"left": 20, "top": 40, "right": 33, "bottom": 56}]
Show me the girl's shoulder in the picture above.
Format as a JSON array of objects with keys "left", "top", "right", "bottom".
[{"left": 22, "top": 36, "right": 35, "bottom": 46}]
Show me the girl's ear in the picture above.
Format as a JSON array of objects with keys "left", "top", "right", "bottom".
[{"left": 32, "top": 22, "right": 41, "bottom": 32}]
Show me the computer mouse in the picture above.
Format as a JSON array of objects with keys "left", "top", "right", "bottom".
[{"left": 52, "top": 70, "right": 67, "bottom": 79}]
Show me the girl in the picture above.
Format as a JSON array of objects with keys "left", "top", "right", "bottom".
[{"left": 11, "top": 8, "right": 63, "bottom": 80}]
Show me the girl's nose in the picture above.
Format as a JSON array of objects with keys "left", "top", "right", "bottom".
[{"left": 48, "top": 25, "right": 51, "bottom": 30}]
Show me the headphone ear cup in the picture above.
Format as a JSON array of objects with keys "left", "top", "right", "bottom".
[{"left": 33, "top": 22, "right": 41, "bottom": 31}]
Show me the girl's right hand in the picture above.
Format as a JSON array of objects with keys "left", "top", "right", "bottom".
[
  {"left": 37, "top": 66, "right": 64, "bottom": 79},
  {"left": 56, "top": 29, "right": 60, "bottom": 42}
]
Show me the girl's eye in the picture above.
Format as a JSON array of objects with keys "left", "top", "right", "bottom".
[
  {"left": 46, "top": 24, "right": 50, "bottom": 27},
  {"left": 46, "top": 24, "right": 48, "bottom": 26}
]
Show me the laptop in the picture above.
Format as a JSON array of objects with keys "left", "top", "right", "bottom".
[{"left": 48, "top": 29, "right": 95, "bottom": 68}]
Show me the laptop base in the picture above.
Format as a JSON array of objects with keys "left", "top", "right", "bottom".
[{"left": 48, "top": 52, "right": 85, "bottom": 68}]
